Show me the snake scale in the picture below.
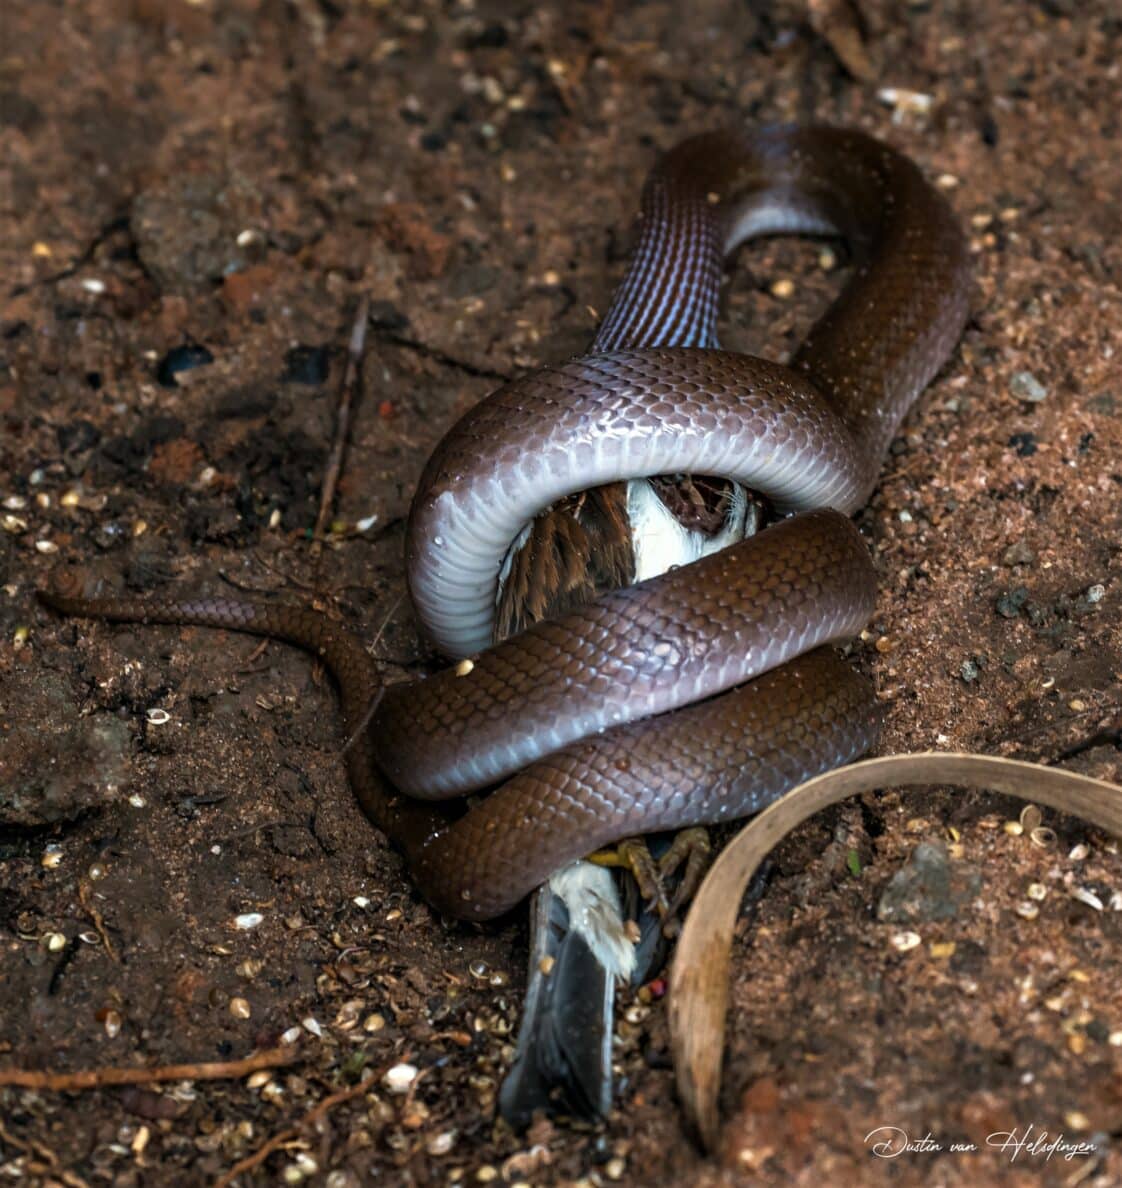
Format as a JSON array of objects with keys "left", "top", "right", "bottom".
[{"left": 42, "top": 126, "right": 971, "bottom": 920}]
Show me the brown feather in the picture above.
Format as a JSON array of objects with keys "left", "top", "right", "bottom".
[{"left": 494, "top": 482, "right": 635, "bottom": 644}]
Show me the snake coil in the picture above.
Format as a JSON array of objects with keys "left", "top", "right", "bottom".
[{"left": 43, "top": 127, "right": 970, "bottom": 920}]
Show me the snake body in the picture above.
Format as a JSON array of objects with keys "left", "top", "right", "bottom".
[{"left": 42, "top": 126, "right": 970, "bottom": 920}]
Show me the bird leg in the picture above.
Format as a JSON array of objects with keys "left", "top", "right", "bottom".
[{"left": 588, "top": 827, "right": 712, "bottom": 937}]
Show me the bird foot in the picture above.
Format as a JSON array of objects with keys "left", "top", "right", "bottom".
[{"left": 588, "top": 827, "right": 712, "bottom": 937}]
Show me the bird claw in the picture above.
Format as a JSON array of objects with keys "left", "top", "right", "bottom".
[{"left": 587, "top": 827, "right": 712, "bottom": 937}]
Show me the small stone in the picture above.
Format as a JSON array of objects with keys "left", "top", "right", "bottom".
[
  {"left": 1002, "top": 540, "right": 1035, "bottom": 566},
  {"left": 383, "top": 1063, "right": 418, "bottom": 1094},
  {"left": 769, "top": 278, "right": 795, "bottom": 299},
  {"left": 234, "top": 913, "right": 264, "bottom": 930},
  {"left": 995, "top": 587, "right": 1029, "bottom": 618},
  {"left": 1010, "top": 371, "right": 1048, "bottom": 403},
  {"left": 229, "top": 997, "right": 251, "bottom": 1019},
  {"left": 1085, "top": 584, "right": 1105, "bottom": 604},
  {"left": 960, "top": 658, "right": 979, "bottom": 683},
  {"left": 427, "top": 1131, "right": 456, "bottom": 1156},
  {"left": 891, "top": 930, "right": 922, "bottom": 952},
  {"left": 877, "top": 841, "right": 981, "bottom": 924}
]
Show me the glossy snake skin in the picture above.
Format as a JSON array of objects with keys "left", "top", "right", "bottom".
[{"left": 43, "top": 126, "right": 970, "bottom": 919}]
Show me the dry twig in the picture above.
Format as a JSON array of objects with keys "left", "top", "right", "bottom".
[
  {"left": 0, "top": 1047, "right": 299, "bottom": 1092},
  {"left": 78, "top": 882, "right": 118, "bottom": 964},
  {"left": 312, "top": 296, "right": 371, "bottom": 550},
  {"left": 214, "top": 1069, "right": 383, "bottom": 1188}
]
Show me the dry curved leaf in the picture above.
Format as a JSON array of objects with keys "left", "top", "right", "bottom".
[{"left": 668, "top": 752, "right": 1122, "bottom": 1151}]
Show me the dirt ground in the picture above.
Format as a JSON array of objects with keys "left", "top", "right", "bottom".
[{"left": 2, "top": 0, "right": 1120, "bottom": 1184}]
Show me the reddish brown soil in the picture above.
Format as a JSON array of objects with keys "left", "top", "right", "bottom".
[{"left": 1, "top": 1, "right": 1120, "bottom": 1185}]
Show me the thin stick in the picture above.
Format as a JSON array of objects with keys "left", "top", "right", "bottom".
[
  {"left": 0, "top": 1047, "right": 299, "bottom": 1091},
  {"left": 214, "top": 1069, "right": 382, "bottom": 1188},
  {"left": 0, "top": 1120, "right": 90, "bottom": 1188},
  {"left": 78, "top": 882, "right": 119, "bottom": 964},
  {"left": 312, "top": 296, "right": 370, "bottom": 550}
]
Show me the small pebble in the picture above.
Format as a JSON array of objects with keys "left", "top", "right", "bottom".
[
  {"left": 302, "top": 1016, "right": 323, "bottom": 1037},
  {"left": 1069, "top": 843, "right": 1090, "bottom": 861},
  {"left": 769, "top": 278, "right": 795, "bottom": 299},
  {"left": 929, "top": 941, "right": 956, "bottom": 959},
  {"left": 1027, "top": 883, "right": 1047, "bottom": 901},
  {"left": 1002, "top": 540, "right": 1035, "bottom": 566},
  {"left": 1015, "top": 901, "right": 1039, "bottom": 920},
  {"left": 234, "top": 913, "right": 264, "bottom": 930},
  {"left": 1010, "top": 371, "right": 1048, "bottom": 402},
  {"left": 1085, "top": 584, "right": 1105, "bottom": 603},
  {"left": 383, "top": 1063, "right": 418, "bottom": 1094},
  {"left": 891, "top": 930, "right": 921, "bottom": 952},
  {"left": 475, "top": 1167, "right": 498, "bottom": 1183},
  {"left": 876, "top": 86, "right": 933, "bottom": 116},
  {"left": 229, "top": 997, "right": 251, "bottom": 1019},
  {"left": 364, "top": 1013, "right": 386, "bottom": 1033},
  {"left": 817, "top": 246, "right": 836, "bottom": 271},
  {"left": 605, "top": 1158, "right": 626, "bottom": 1180},
  {"left": 427, "top": 1131, "right": 456, "bottom": 1156},
  {"left": 1064, "top": 1111, "right": 1089, "bottom": 1132},
  {"left": 995, "top": 587, "right": 1029, "bottom": 618}
]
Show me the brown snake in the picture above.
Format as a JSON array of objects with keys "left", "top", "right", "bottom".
[{"left": 41, "top": 126, "right": 971, "bottom": 920}]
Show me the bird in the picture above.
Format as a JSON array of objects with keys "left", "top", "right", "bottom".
[{"left": 495, "top": 473, "right": 763, "bottom": 1124}]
